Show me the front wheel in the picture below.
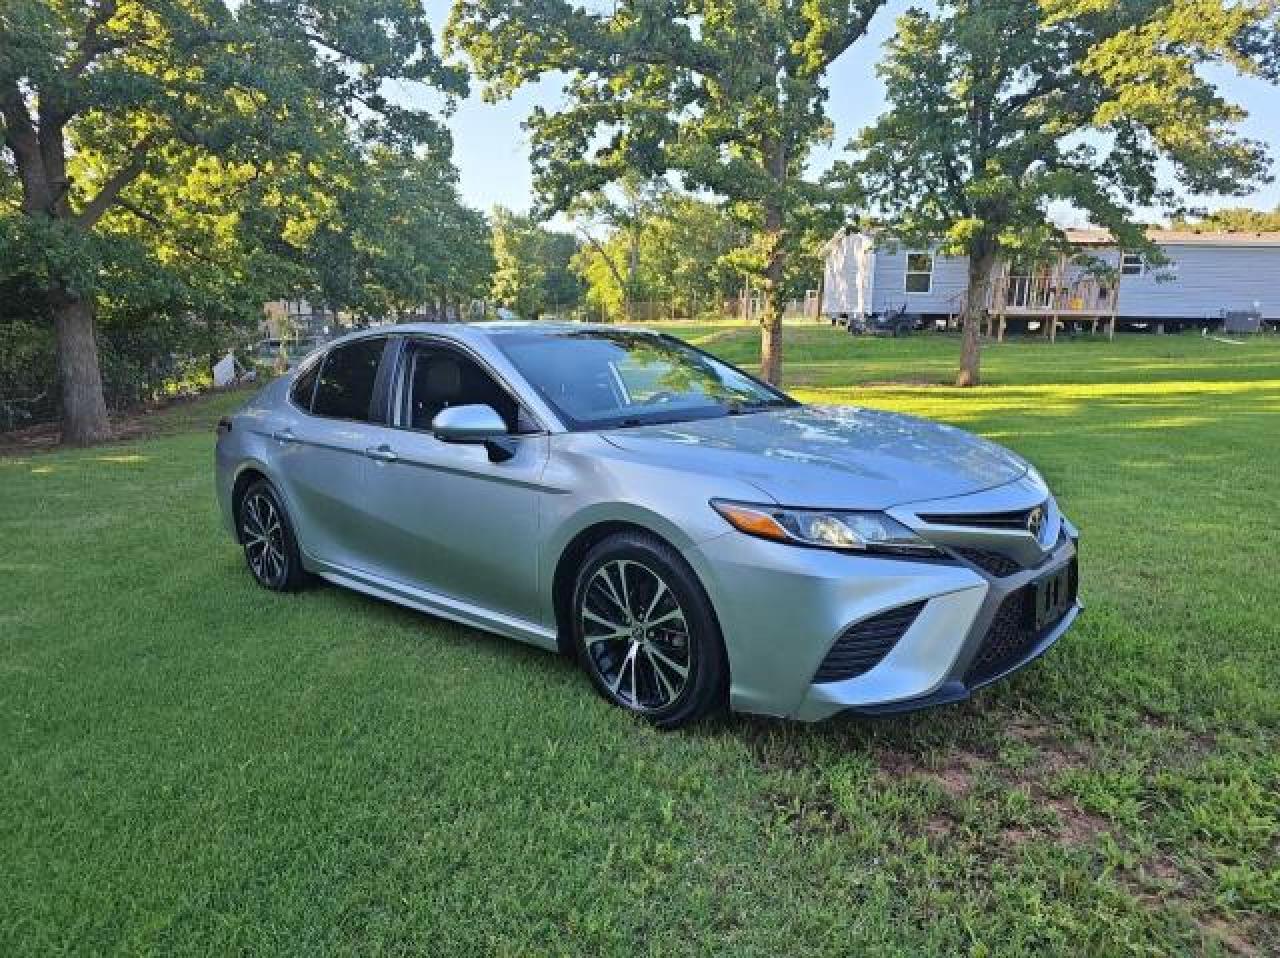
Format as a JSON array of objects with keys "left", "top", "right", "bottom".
[{"left": 572, "top": 532, "right": 727, "bottom": 729}]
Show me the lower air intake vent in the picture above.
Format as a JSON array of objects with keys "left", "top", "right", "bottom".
[
  {"left": 966, "top": 559, "right": 1078, "bottom": 685},
  {"left": 955, "top": 547, "right": 1024, "bottom": 578},
  {"left": 813, "top": 601, "right": 926, "bottom": 683}
]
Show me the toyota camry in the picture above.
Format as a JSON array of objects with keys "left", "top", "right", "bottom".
[{"left": 215, "top": 323, "right": 1080, "bottom": 727}]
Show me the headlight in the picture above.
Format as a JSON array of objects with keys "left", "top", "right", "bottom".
[{"left": 710, "top": 500, "right": 944, "bottom": 557}]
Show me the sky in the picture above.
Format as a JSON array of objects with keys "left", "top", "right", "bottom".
[{"left": 427, "top": 0, "right": 1280, "bottom": 223}]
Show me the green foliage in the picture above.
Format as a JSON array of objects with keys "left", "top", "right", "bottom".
[
  {"left": 1172, "top": 204, "right": 1280, "bottom": 231},
  {"left": 301, "top": 149, "right": 493, "bottom": 318},
  {"left": 846, "top": 0, "right": 1272, "bottom": 257},
  {"left": 573, "top": 192, "right": 747, "bottom": 320},
  {"left": 488, "top": 207, "right": 581, "bottom": 319},
  {"left": 447, "top": 0, "right": 882, "bottom": 379},
  {"left": 0, "top": 0, "right": 483, "bottom": 434}
]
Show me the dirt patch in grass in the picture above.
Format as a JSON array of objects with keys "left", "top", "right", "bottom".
[
  {"left": 875, "top": 746, "right": 988, "bottom": 798},
  {"left": 1199, "top": 915, "right": 1265, "bottom": 957},
  {"left": 1044, "top": 795, "right": 1110, "bottom": 845}
]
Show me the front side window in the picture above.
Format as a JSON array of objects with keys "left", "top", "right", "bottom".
[
  {"left": 905, "top": 252, "right": 933, "bottom": 293},
  {"left": 311, "top": 337, "right": 386, "bottom": 421},
  {"left": 404, "top": 344, "right": 539, "bottom": 434},
  {"left": 493, "top": 330, "right": 794, "bottom": 431}
]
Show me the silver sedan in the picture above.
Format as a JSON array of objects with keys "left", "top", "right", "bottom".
[{"left": 215, "top": 323, "right": 1080, "bottom": 727}]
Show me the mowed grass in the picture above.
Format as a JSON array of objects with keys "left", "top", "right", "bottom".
[{"left": 2, "top": 328, "right": 1278, "bottom": 956}]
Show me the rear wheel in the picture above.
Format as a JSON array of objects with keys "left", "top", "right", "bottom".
[
  {"left": 572, "top": 532, "right": 727, "bottom": 729},
  {"left": 237, "top": 479, "right": 308, "bottom": 592}
]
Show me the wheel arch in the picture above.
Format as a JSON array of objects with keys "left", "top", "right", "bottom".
[
  {"left": 549, "top": 514, "right": 725, "bottom": 675},
  {"left": 551, "top": 520, "right": 656, "bottom": 658},
  {"left": 229, "top": 463, "right": 282, "bottom": 543}
]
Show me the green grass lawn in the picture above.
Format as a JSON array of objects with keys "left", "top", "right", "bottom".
[{"left": 3, "top": 329, "right": 1278, "bottom": 956}]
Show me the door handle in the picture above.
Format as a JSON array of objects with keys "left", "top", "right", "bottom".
[
  {"left": 272, "top": 428, "right": 296, "bottom": 443},
  {"left": 365, "top": 445, "right": 399, "bottom": 463}
]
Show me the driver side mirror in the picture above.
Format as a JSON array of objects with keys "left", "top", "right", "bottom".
[{"left": 431, "top": 404, "right": 517, "bottom": 462}]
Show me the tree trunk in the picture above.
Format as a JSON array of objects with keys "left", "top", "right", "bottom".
[
  {"left": 625, "top": 224, "right": 640, "bottom": 324},
  {"left": 758, "top": 139, "right": 787, "bottom": 386},
  {"left": 53, "top": 294, "right": 112, "bottom": 445},
  {"left": 759, "top": 236, "right": 785, "bottom": 385},
  {"left": 957, "top": 240, "right": 997, "bottom": 388}
]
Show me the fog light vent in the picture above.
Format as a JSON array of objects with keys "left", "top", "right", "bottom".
[{"left": 813, "top": 601, "right": 926, "bottom": 684}]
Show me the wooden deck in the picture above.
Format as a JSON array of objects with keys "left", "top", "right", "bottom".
[{"left": 983, "top": 263, "right": 1120, "bottom": 341}]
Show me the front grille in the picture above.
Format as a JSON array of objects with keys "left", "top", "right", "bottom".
[
  {"left": 917, "top": 504, "right": 1045, "bottom": 530},
  {"left": 965, "top": 560, "right": 1078, "bottom": 685},
  {"left": 954, "top": 547, "right": 1023, "bottom": 577},
  {"left": 814, "top": 601, "right": 926, "bottom": 684}
]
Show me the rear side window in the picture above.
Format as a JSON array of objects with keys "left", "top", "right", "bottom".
[
  {"left": 290, "top": 360, "right": 321, "bottom": 410},
  {"left": 312, "top": 338, "right": 386, "bottom": 421}
]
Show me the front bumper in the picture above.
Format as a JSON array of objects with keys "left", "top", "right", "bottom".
[{"left": 686, "top": 512, "right": 1079, "bottom": 722}]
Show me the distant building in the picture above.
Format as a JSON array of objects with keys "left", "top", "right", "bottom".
[
  {"left": 262, "top": 300, "right": 342, "bottom": 340},
  {"left": 821, "top": 229, "right": 1280, "bottom": 335}
]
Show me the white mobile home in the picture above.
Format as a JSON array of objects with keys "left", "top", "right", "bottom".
[{"left": 821, "top": 229, "right": 1280, "bottom": 333}]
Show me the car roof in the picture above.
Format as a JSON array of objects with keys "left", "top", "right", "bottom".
[{"left": 331, "top": 320, "right": 662, "bottom": 348}]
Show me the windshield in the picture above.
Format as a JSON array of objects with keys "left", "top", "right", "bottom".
[{"left": 493, "top": 329, "right": 796, "bottom": 431}]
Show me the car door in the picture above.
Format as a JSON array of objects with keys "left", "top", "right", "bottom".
[
  {"left": 272, "top": 335, "right": 392, "bottom": 571},
  {"left": 358, "top": 337, "right": 549, "bottom": 624}
]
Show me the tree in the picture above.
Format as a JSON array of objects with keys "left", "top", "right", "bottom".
[
  {"left": 842, "top": 0, "right": 1273, "bottom": 386},
  {"left": 0, "top": 0, "right": 464, "bottom": 443},
  {"left": 540, "top": 231, "right": 585, "bottom": 317},
  {"left": 1172, "top": 204, "right": 1280, "bottom": 232},
  {"left": 489, "top": 208, "right": 545, "bottom": 318},
  {"left": 568, "top": 177, "right": 668, "bottom": 323},
  {"left": 448, "top": 0, "right": 885, "bottom": 384},
  {"left": 573, "top": 192, "right": 746, "bottom": 321},
  {"left": 489, "top": 208, "right": 581, "bottom": 319},
  {"left": 300, "top": 149, "right": 492, "bottom": 321}
]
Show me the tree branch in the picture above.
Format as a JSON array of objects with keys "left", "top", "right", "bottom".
[
  {"left": 576, "top": 226, "right": 630, "bottom": 294},
  {"left": 0, "top": 85, "right": 52, "bottom": 212},
  {"left": 74, "top": 136, "right": 155, "bottom": 228},
  {"left": 69, "top": 0, "right": 121, "bottom": 78},
  {"left": 827, "top": 3, "right": 886, "bottom": 66}
]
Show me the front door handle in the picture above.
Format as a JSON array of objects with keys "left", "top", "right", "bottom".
[
  {"left": 272, "top": 428, "right": 296, "bottom": 443},
  {"left": 365, "top": 445, "right": 399, "bottom": 463}
]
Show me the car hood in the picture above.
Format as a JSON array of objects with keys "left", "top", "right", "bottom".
[{"left": 599, "top": 405, "right": 1028, "bottom": 510}]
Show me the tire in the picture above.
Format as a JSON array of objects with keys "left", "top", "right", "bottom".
[
  {"left": 571, "top": 531, "right": 727, "bottom": 729},
  {"left": 236, "top": 479, "right": 309, "bottom": 592}
]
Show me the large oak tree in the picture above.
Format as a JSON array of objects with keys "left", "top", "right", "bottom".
[
  {"left": 843, "top": 0, "right": 1274, "bottom": 386},
  {"left": 448, "top": 0, "right": 884, "bottom": 384},
  {"left": 0, "top": 0, "right": 464, "bottom": 443}
]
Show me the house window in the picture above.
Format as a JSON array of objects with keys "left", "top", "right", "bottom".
[
  {"left": 1120, "top": 252, "right": 1143, "bottom": 276},
  {"left": 905, "top": 252, "right": 933, "bottom": 293}
]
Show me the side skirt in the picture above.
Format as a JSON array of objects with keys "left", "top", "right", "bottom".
[{"left": 308, "top": 557, "right": 560, "bottom": 652}]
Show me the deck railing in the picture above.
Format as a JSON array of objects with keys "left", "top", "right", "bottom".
[{"left": 993, "top": 273, "right": 1118, "bottom": 316}]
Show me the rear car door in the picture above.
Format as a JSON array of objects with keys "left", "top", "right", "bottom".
[
  {"left": 273, "top": 335, "right": 392, "bottom": 571},
  {"left": 358, "top": 337, "right": 549, "bottom": 624}
]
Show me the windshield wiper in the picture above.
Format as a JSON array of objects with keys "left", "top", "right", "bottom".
[{"left": 724, "top": 398, "right": 784, "bottom": 415}]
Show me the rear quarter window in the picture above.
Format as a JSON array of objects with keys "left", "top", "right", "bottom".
[{"left": 290, "top": 360, "right": 321, "bottom": 411}]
